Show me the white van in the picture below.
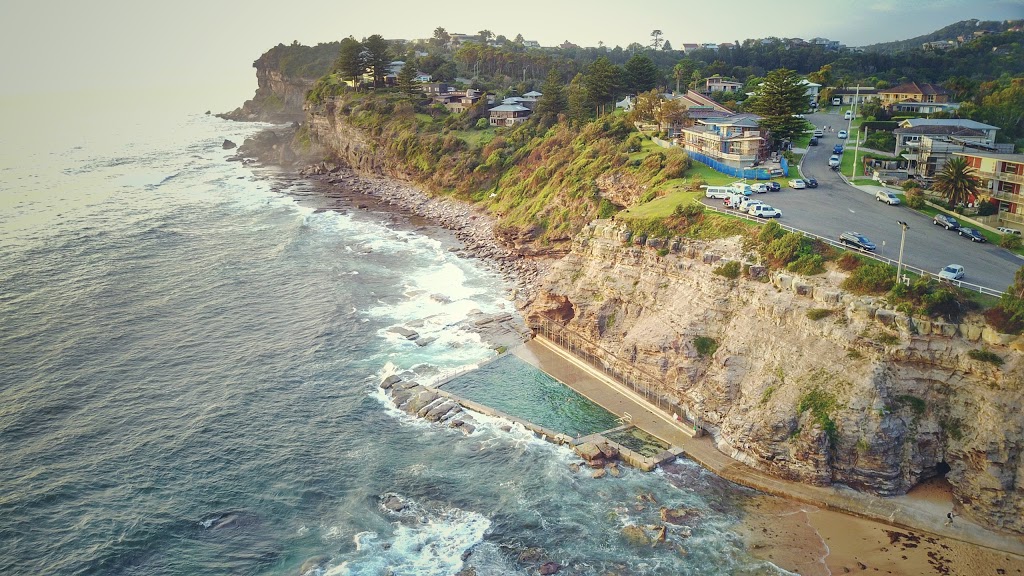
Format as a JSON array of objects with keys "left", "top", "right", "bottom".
[
  {"left": 844, "top": 110, "right": 853, "bottom": 120},
  {"left": 704, "top": 185, "right": 737, "bottom": 199},
  {"left": 729, "top": 182, "right": 753, "bottom": 195},
  {"left": 723, "top": 193, "right": 745, "bottom": 209},
  {"left": 739, "top": 197, "right": 764, "bottom": 212}
]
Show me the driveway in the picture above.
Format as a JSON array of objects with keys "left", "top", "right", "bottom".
[{"left": 703, "top": 110, "right": 1022, "bottom": 293}]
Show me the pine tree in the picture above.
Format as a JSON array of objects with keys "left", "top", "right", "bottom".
[
  {"left": 334, "top": 37, "right": 365, "bottom": 88},
  {"left": 533, "top": 68, "right": 567, "bottom": 121},
  {"left": 363, "top": 35, "right": 391, "bottom": 87},
  {"left": 396, "top": 62, "right": 417, "bottom": 95},
  {"left": 748, "top": 68, "right": 808, "bottom": 144}
]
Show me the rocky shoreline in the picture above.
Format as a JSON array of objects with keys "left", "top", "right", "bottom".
[{"left": 231, "top": 127, "right": 549, "bottom": 313}]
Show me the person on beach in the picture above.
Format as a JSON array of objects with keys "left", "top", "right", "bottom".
[{"left": 945, "top": 511, "right": 956, "bottom": 526}]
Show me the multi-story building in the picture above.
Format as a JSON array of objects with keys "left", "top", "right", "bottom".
[
  {"left": 894, "top": 118, "right": 1000, "bottom": 159},
  {"left": 678, "top": 113, "right": 765, "bottom": 169},
  {"left": 699, "top": 75, "right": 743, "bottom": 94},
  {"left": 878, "top": 82, "right": 951, "bottom": 110},
  {"left": 487, "top": 103, "right": 531, "bottom": 126},
  {"left": 955, "top": 151, "right": 1024, "bottom": 225}
]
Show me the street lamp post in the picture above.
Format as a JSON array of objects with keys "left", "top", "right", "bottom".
[{"left": 896, "top": 220, "right": 909, "bottom": 285}]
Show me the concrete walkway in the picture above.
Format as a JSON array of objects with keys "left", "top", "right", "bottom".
[{"left": 513, "top": 336, "right": 1024, "bottom": 556}]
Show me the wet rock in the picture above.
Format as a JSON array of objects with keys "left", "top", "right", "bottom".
[
  {"left": 387, "top": 326, "right": 419, "bottom": 340},
  {"left": 222, "top": 139, "right": 237, "bottom": 149},
  {"left": 539, "top": 561, "right": 561, "bottom": 575},
  {"left": 381, "top": 494, "right": 407, "bottom": 513},
  {"left": 621, "top": 525, "right": 650, "bottom": 546},
  {"left": 660, "top": 507, "right": 689, "bottom": 524}
]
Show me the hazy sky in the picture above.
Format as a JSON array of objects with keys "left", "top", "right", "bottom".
[{"left": 1, "top": 0, "right": 1021, "bottom": 111}]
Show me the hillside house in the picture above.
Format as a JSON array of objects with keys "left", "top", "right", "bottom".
[
  {"left": 488, "top": 103, "right": 531, "bottom": 126},
  {"left": 878, "top": 82, "right": 951, "bottom": 111},
  {"left": 830, "top": 87, "right": 879, "bottom": 106},
  {"left": 699, "top": 75, "right": 743, "bottom": 94},
  {"left": 678, "top": 113, "right": 765, "bottom": 169}
]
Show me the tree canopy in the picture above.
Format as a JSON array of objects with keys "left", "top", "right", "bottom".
[
  {"left": 747, "top": 68, "right": 809, "bottom": 145},
  {"left": 623, "top": 54, "right": 660, "bottom": 94},
  {"left": 932, "top": 156, "right": 981, "bottom": 207}
]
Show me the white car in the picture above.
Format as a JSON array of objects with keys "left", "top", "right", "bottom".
[
  {"left": 828, "top": 155, "right": 841, "bottom": 167},
  {"left": 750, "top": 183, "right": 769, "bottom": 194},
  {"left": 738, "top": 197, "right": 764, "bottom": 212},
  {"left": 938, "top": 264, "right": 965, "bottom": 280},
  {"left": 813, "top": 129, "right": 824, "bottom": 137},
  {"left": 875, "top": 190, "right": 900, "bottom": 205},
  {"left": 844, "top": 110, "right": 853, "bottom": 120},
  {"left": 838, "top": 130, "right": 848, "bottom": 139},
  {"left": 997, "top": 227, "right": 1021, "bottom": 235},
  {"left": 788, "top": 179, "right": 806, "bottom": 189},
  {"left": 749, "top": 204, "right": 782, "bottom": 218}
]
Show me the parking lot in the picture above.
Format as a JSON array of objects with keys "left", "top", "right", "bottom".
[{"left": 703, "top": 110, "right": 1021, "bottom": 293}]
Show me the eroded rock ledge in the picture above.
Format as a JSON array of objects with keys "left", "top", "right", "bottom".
[{"left": 528, "top": 219, "right": 1024, "bottom": 534}]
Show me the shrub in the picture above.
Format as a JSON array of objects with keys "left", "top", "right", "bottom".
[
  {"left": 978, "top": 200, "right": 999, "bottom": 216},
  {"left": 714, "top": 260, "right": 741, "bottom": 279},
  {"left": 836, "top": 252, "right": 862, "bottom": 271},
  {"left": 903, "top": 189, "right": 925, "bottom": 209},
  {"left": 798, "top": 387, "right": 839, "bottom": 447},
  {"left": 807, "top": 308, "right": 834, "bottom": 320},
  {"left": 693, "top": 336, "right": 719, "bottom": 357},
  {"left": 475, "top": 117, "right": 489, "bottom": 129},
  {"left": 999, "top": 234, "right": 1023, "bottom": 250},
  {"left": 597, "top": 199, "right": 619, "bottom": 219},
  {"left": 787, "top": 253, "right": 825, "bottom": 275},
  {"left": 841, "top": 264, "right": 894, "bottom": 294},
  {"left": 895, "top": 395, "right": 926, "bottom": 416},
  {"left": 968, "top": 349, "right": 1004, "bottom": 365},
  {"left": 984, "top": 304, "right": 1024, "bottom": 335}
]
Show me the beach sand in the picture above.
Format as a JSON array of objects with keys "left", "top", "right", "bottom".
[{"left": 736, "top": 478, "right": 1024, "bottom": 575}]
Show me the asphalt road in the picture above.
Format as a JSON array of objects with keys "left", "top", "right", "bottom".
[{"left": 703, "top": 111, "right": 1022, "bottom": 293}]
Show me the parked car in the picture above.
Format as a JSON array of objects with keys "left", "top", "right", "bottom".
[
  {"left": 839, "top": 231, "right": 876, "bottom": 251},
  {"left": 808, "top": 137, "right": 819, "bottom": 146},
  {"left": 788, "top": 179, "right": 806, "bottom": 189},
  {"left": 749, "top": 204, "right": 782, "bottom": 218},
  {"left": 769, "top": 168, "right": 784, "bottom": 177},
  {"left": 958, "top": 227, "right": 987, "bottom": 243},
  {"left": 838, "top": 130, "right": 848, "bottom": 139},
  {"left": 933, "top": 214, "right": 960, "bottom": 230},
  {"left": 844, "top": 110, "right": 853, "bottom": 120},
  {"left": 805, "top": 178, "right": 818, "bottom": 188},
  {"left": 938, "top": 264, "right": 965, "bottom": 280},
  {"left": 997, "top": 226, "right": 1022, "bottom": 235},
  {"left": 766, "top": 181, "right": 781, "bottom": 191},
  {"left": 738, "top": 197, "right": 764, "bottom": 212},
  {"left": 750, "top": 182, "right": 769, "bottom": 194},
  {"left": 875, "top": 190, "right": 900, "bottom": 205},
  {"left": 833, "top": 144, "right": 844, "bottom": 155},
  {"left": 828, "top": 155, "right": 841, "bottom": 167},
  {"left": 729, "top": 182, "right": 753, "bottom": 195},
  {"left": 813, "top": 129, "right": 824, "bottom": 137},
  {"left": 704, "top": 186, "right": 736, "bottom": 199}
]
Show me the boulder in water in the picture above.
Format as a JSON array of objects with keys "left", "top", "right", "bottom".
[{"left": 222, "top": 139, "right": 237, "bottom": 149}]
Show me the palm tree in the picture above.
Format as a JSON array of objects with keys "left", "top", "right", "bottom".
[{"left": 932, "top": 157, "right": 982, "bottom": 208}]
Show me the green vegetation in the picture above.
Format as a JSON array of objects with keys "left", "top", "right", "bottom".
[
  {"left": 693, "top": 336, "right": 719, "bottom": 357},
  {"left": 714, "top": 260, "right": 741, "bottom": 279},
  {"left": 754, "top": 220, "right": 831, "bottom": 275},
  {"left": 895, "top": 395, "right": 926, "bottom": 416},
  {"left": 941, "top": 417, "right": 964, "bottom": 442},
  {"left": 807, "top": 308, "right": 834, "bottom": 321},
  {"left": 797, "top": 387, "right": 839, "bottom": 447},
  {"left": 841, "top": 263, "right": 895, "bottom": 294},
  {"left": 967, "top": 349, "right": 1004, "bottom": 366}
]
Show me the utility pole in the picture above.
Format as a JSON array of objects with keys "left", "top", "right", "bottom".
[{"left": 896, "top": 220, "right": 909, "bottom": 284}]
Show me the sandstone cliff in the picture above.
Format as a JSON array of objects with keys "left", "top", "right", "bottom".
[
  {"left": 220, "top": 67, "right": 315, "bottom": 123},
  {"left": 528, "top": 220, "right": 1024, "bottom": 534}
]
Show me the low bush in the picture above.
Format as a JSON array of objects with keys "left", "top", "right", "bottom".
[
  {"left": 968, "top": 348, "right": 1004, "bottom": 365},
  {"left": 1000, "top": 234, "right": 1023, "bottom": 250},
  {"left": 693, "top": 336, "right": 719, "bottom": 357},
  {"left": 903, "top": 189, "right": 925, "bottom": 209},
  {"left": 984, "top": 304, "right": 1024, "bottom": 335},
  {"left": 787, "top": 253, "right": 826, "bottom": 275},
  {"left": 807, "top": 308, "right": 834, "bottom": 320},
  {"left": 836, "top": 252, "right": 862, "bottom": 271},
  {"left": 714, "top": 260, "right": 742, "bottom": 279},
  {"left": 841, "top": 264, "right": 894, "bottom": 294}
]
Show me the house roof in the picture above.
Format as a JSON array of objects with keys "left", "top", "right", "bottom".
[
  {"left": 953, "top": 151, "right": 1024, "bottom": 162},
  {"left": 489, "top": 104, "right": 531, "bottom": 112},
  {"left": 898, "top": 118, "right": 998, "bottom": 131},
  {"left": 894, "top": 125, "right": 987, "bottom": 138},
  {"left": 880, "top": 82, "right": 949, "bottom": 96},
  {"left": 832, "top": 87, "right": 878, "bottom": 95},
  {"left": 700, "top": 115, "right": 760, "bottom": 128},
  {"left": 522, "top": 91, "right": 542, "bottom": 97}
]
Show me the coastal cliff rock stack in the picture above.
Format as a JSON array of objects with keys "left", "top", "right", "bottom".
[{"left": 528, "top": 220, "right": 1024, "bottom": 534}]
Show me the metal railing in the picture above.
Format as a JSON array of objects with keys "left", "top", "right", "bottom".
[
  {"left": 701, "top": 203, "right": 1007, "bottom": 298},
  {"left": 530, "top": 316, "right": 697, "bottom": 429}
]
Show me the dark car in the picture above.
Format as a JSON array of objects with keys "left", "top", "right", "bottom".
[
  {"left": 933, "top": 214, "right": 960, "bottom": 230},
  {"left": 839, "top": 231, "right": 876, "bottom": 251},
  {"left": 958, "top": 227, "right": 987, "bottom": 243},
  {"left": 833, "top": 144, "right": 844, "bottom": 155},
  {"left": 805, "top": 177, "right": 818, "bottom": 188},
  {"left": 766, "top": 181, "right": 781, "bottom": 191},
  {"left": 808, "top": 137, "right": 818, "bottom": 146}
]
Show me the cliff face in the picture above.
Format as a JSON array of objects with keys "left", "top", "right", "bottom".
[
  {"left": 220, "top": 67, "right": 315, "bottom": 123},
  {"left": 529, "top": 220, "right": 1024, "bottom": 534}
]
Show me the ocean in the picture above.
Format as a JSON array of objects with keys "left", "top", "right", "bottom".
[{"left": 0, "top": 94, "right": 789, "bottom": 575}]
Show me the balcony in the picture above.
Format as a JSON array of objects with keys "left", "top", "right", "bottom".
[
  {"left": 979, "top": 170, "right": 1024, "bottom": 185},
  {"left": 991, "top": 189, "right": 1022, "bottom": 203}
]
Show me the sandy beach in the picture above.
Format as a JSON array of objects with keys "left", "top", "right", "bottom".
[{"left": 736, "top": 478, "right": 1024, "bottom": 575}]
